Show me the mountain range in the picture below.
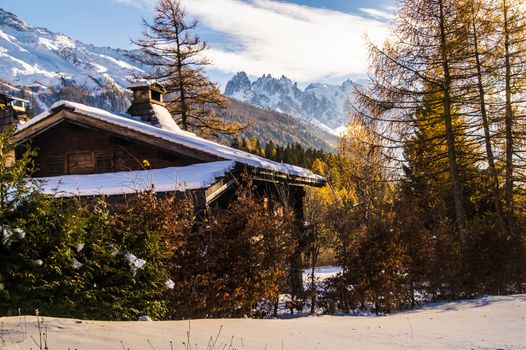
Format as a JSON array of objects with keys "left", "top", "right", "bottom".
[
  {"left": 225, "top": 72, "right": 364, "bottom": 134},
  {"left": 0, "top": 7, "right": 354, "bottom": 150}
]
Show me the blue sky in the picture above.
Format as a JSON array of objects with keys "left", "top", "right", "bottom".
[{"left": 0, "top": 0, "right": 394, "bottom": 85}]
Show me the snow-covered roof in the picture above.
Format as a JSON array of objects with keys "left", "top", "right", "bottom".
[
  {"left": 5, "top": 95, "right": 29, "bottom": 103},
  {"left": 19, "top": 100, "right": 325, "bottom": 183},
  {"left": 37, "top": 161, "right": 235, "bottom": 197},
  {"left": 128, "top": 81, "right": 165, "bottom": 91},
  {"left": 151, "top": 104, "right": 181, "bottom": 132}
]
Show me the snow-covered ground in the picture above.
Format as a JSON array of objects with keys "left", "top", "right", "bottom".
[
  {"left": 1, "top": 295, "right": 524, "bottom": 349},
  {"left": 303, "top": 266, "right": 342, "bottom": 282}
]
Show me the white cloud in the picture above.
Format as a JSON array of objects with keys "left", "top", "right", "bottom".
[
  {"left": 185, "top": 0, "right": 390, "bottom": 82},
  {"left": 112, "top": 0, "right": 148, "bottom": 8},
  {"left": 359, "top": 8, "right": 395, "bottom": 21},
  {"left": 113, "top": 0, "right": 391, "bottom": 83}
]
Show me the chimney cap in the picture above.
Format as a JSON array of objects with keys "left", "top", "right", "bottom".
[{"left": 128, "top": 81, "right": 167, "bottom": 94}]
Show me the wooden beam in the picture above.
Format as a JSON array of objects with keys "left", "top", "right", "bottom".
[
  {"left": 12, "top": 111, "right": 64, "bottom": 144},
  {"left": 205, "top": 177, "right": 236, "bottom": 205}
]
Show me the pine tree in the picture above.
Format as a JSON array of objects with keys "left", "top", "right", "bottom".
[
  {"left": 265, "top": 139, "right": 277, "bottom": 159},
  {"left": 459, "top": 0, "right": 507, "bottom": 230},
  {"left": 353, "top": 0, "right": 483, "bottom": 245},
  {"left": 128, "top": 0, "right": 242, "bottom": 138},
  {"left": 495, "top": 0, "right": 526, "bottom": 231}
]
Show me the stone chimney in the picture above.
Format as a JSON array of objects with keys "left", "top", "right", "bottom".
[
  {"left": 0, "top": 93, "right": 29, "bottom": 131},
  {"left": 127, "top": 82, "right": 181, "bottom": 132}
]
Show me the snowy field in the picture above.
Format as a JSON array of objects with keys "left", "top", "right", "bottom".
[
  {"left": 302, "top": 266, "right": 342, "bottom": 282},
  {"left": 1, "top": 295, "right": 525, "bottom": 350}
]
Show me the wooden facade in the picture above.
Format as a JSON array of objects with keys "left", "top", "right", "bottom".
[{"left": 23, "top": 120, "right": 200, "bottom": 177}]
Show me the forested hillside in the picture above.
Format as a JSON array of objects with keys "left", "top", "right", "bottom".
[{"left": 220, "top": 98, "right": 336, "bottom": 151}]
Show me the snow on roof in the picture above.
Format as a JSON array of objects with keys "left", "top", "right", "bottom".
[
  {"left": 20, "top": 101, "right": 325, "bottom": 182},
  {"left": 6, "top": 95, "right": 29, "bottom": 103},
  {"left": 151, "top": 104, "right": 181, "bottom": 132},
  {"left": 37, "top": 161, "right": 235, "bottom": 197},
  {"left": 127, "top": 81, "right": 165, "bottom": 90}
]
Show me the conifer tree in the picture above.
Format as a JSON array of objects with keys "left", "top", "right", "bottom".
[
  {"left": 354, "top": 0, "right": 476, "bottom": 244},
  {"left": 495, "top": 0, "right": 526, "bottom": 230},
  {"left": 459, "top": 0, "right": 507, "bottom": 230},
  {"left": 128, "top": 0, "right": 242, "bottom": 138}
]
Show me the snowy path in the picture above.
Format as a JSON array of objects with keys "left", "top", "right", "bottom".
[{"left": 1, "top": 295, "right": 525, "bottom": 350}]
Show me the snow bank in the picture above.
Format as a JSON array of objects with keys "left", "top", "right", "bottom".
[
  {"left": 21, "top": 101, "right": 325, "bottom": 182},
  {"left": 1, "top": 295, "right": 524, "bottom": 349},
  {"left": 37, "top": 161, "right": 235, "bottom": 197}
]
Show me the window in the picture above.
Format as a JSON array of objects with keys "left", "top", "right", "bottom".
[
  {"left": 150, "top": 90, "right": 162, "bottom": 103},
  {"left": 66, "top": 151, "right": 95, "bottom": 174}
]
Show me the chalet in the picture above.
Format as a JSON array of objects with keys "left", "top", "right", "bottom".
[
  {"left": 7, "top": 83, "right": 326, "bottom": 295},
  {"left": 10, "top": 83, "right": 325, "bottom": 214}
]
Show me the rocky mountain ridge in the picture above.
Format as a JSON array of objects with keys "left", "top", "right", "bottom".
[{"left": 224, "top": 72, "right": 364, "bottom": 133}]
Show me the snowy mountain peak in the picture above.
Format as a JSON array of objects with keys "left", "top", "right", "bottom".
[
  {"left": 0, "top": 8, "right": 30, "bottom": 32},
  {"left": 0, "top": 8, "right": 141, "bottom": 89},
  {"left": 224, "top": 73, "right": 360, "bottom": 132},
  {"left": 224, "top": 71, "right": 252, "bottom": 96}
]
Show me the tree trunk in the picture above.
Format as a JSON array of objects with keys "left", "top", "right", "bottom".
[
  {"left": 175, "top": 29, "right": 188, "bottom": 130},
  {"left": 273, "top": 291, "right": 279, "bottom": 318},
  {"left": 309, "top": 248, "right": 319, "bottom": 314},
  {"left": 502, "top": 0, "right": 515, "bottom": 232},
  {"left": 410, "top": 280, "right": 415, "bottom": 309},
  {"left": 470, "top": 4, "right": 507, "bottom": 232},
  {"left": 438, "top": 0, "right": 467, "bottom": 238}
]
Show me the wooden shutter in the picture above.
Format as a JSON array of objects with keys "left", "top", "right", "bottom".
[{"left": 66, "top": 151, "right": 95, "bottom": 174}]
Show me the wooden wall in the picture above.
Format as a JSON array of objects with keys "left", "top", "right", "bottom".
[
  {"left": 22, "top": 120, "right": 201, "bottom": 177},
  {"left": 0, "top": 107, "right": 15, "bottom": 132}
]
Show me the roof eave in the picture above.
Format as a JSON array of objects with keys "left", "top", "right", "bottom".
[{"left": 233, "top": 163, "right": 326, "bottom": 187}]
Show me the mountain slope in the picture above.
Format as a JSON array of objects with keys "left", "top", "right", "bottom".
[
  {"left": 224, "top": 72, "right": 364, "bottom": 132},
  {"left": 0, "top": 8, "right": 140, "bottom": 89},
  {"left": 221, "top": 98, "right": 337, "bottom": 151}
]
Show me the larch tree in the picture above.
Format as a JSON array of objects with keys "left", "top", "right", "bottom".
[
  {"left": 353, "top": 0, "right": 475, "bottom": 244},
  {"left": 128, "top": 0, "right": 243, "bottom": 138},
  {"left": 494, "top": 0, "right": 526, "bottom": 231},
  {"left": 315, "top": 0, "right": 526, "bottom": 313},
  {"left": 458, "top": 0, "right": 507, "bottom": 230}
]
